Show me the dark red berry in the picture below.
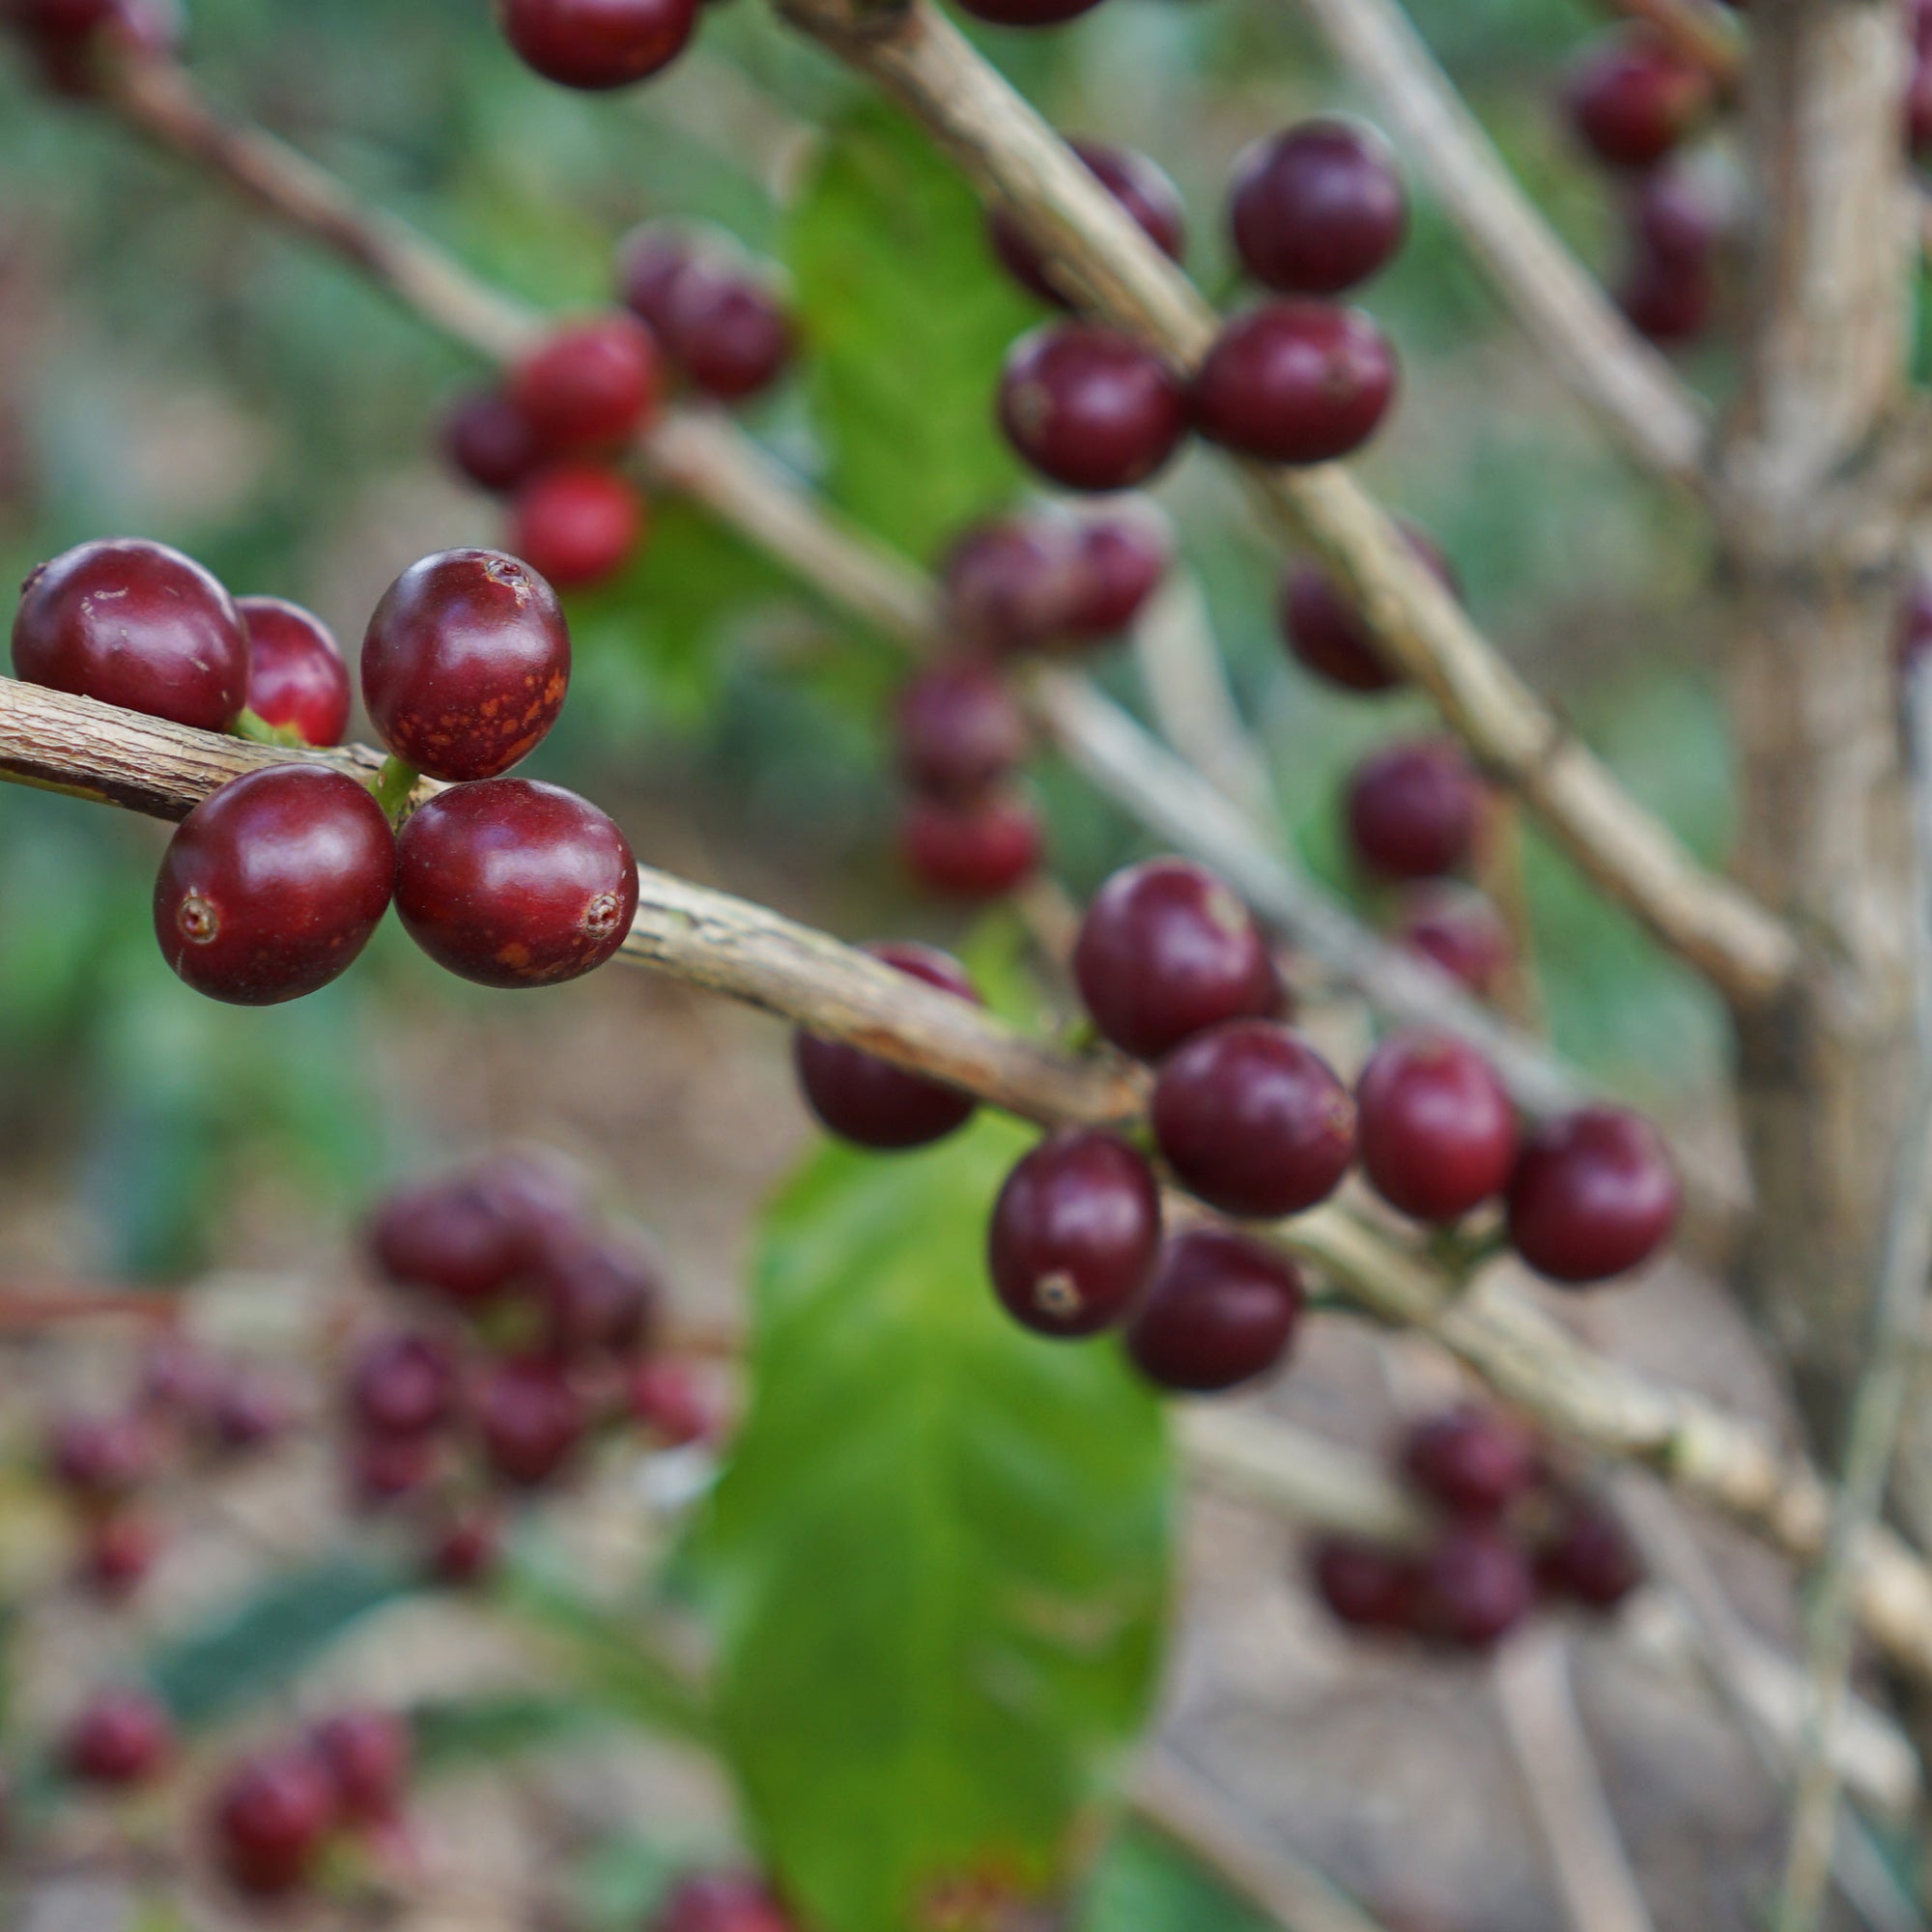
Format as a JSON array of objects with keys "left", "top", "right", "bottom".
[
  {"left": 368, "top": 1152, "right": 580, "bottom": 1309},
  {"left": 939, "top": 516, "right": 1080, "bottom": 657},
  {"left": 77, "top": 1511, "right": 158, "bottom": 1600},
  {"left": 895, "top": 659, "right": 1029, "bottom": 802},
  {"left": 509, "top": 466, "right": 645, "bottom": 590},
  {"left": 1346, "top": 737, "right": 1481, "bottom": 881},
  {"left": 13, "top": 537, "right": 246, "bottom": 730},
  {"left": 1403, "top": 1406, "right": 1538, "bottom": 1518},
  {"left": 1230, "top": 120, "right": 1408, "bottom": 296},
  {"left": 210, "top": 1747, "right": 335, "bottom": 1895},
  {"left": 952, "top": 0, "right": 1103, "bottom": 24},
  {"left": 1152, "top": 1020, "right": 1355, "bottom": 1218},
  {"left": 988, "top": 1129, "right": 1161, "bottom": 1338},
  {"left": 618, "top": 221, "right": 699, "bottom": 335},
  {"left": 1565, "top": 31, "right": 1711, "bottom": 171},
  {"left": 1902, "top": 575, "right": 1932, "bottom": 681},
  {"left": 1618, "top": 248, "right": 1713, "bottom": 346},
  {"left": 209, "top": 1370, "right": 292, "bottom": 1454},
  {"left": 1631, "top": 168, "right": 1720, "bottom": 269},
  {"left": 1310, "top": 1536, "right": 1421, "bottom": 1632},
  {"left": 1064, "top": 506, "right": 1171, "bottom": 640},
  {"left": 350, "top": 1430, "right": 440, "bottom": 1508},
  {"left": 17, "top": 0, "right": 177, "bottom": 96},
  {"left": 655, "top": 1873, "right": 796, "bottom": 1932},
  {"left": 349, "top": 1330, "right": 460, "bottom": 1438},
  {"left": 1910, "top": 58, "right": 1932, "bottom": 156},
  {"left": 12, "top": 0, "right": 117, "bottom": 33},
  {"left": 628, "top": 1358, "right": 723, "bottom": 1446},
  {"left": 509, "top": 313, "right": 660, "bottom": 454},
  {"left": 154, "top": 766, "right": 394, "bottom": 1006},
  {"left": 794, "top": 943, "right": 981, "bottom": 1151},
  {"left": 1396, "top": 885, "right": 1511, "bottom": 996},
  {"left": 1281, "top": 523, "right": 1454, "bottom": 695},
  {"left": 1073, "top": 858, "right": 1276, "bottom": 1062},
  {"left": 1124, "top": 1228, "right": 1302, "bottom": 1392},
  {"left": 442, "top": 387, "right": 545, "bottom": 496},
  {"left": 1506, "top": 1105, "right": 1679, "bottom": 1285},
  {"left": 663, "top": 255, "right": 796, "bottom": 402},
  {"left": 1413, "top": 1522, "right": 1535, "bottom": 1649},
  {"left": 1356, "top": 1032, "right": 1517, "bottom": 1223},
  {"left": 309, "top": 1710, "right": 412, "bottom": 1827},
  {"left": 498, "top": 0, "right": 696, "bottom": 90},
  {"left": 989, "top": 140, "right": 1186, "bottom": 306},
  {"left": 1536, "top": 1498, "right": 1643, "bottom": 1610},
  {"left": 361, "top": 548, "right": 570, "bottom": 781},
  {"left": 394, "top": 778, "right": 638, "bottom": 988},
  {"left": 237, "top": 597, "right": 352, "bottom": 748},
  {"left": 139, "top": 1334, "right": 221, "bottom": 1419},
  {"left": 48, "top": 1411, "right": 155, "bottom": 1501},
  {"left": 998, "top": 322, "right": 1187, "bottom": 492},
  {"left": 428, "top": 1510, "right": 503, "bottom": 1586},
  {"left": 535, "top": 1226, "right": 662, "bottom": 1358},
  {"left": 64, "top": 1689, "right": 172, "bottom": 1788},
  {"left": 1191, "top": 301, "right": 1398, "bottom": 465},
  {"left": 477, "top": 1356, "right": 587, "bottom": 1487},
  {"left": 900, "top": 789, "right": 1042, "bottom": 899}
]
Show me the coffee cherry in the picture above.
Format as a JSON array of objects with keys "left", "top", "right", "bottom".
[
  {"left": 1413, "top": 1522, "right": 1535, "bottom": 1649},
  {"left": 12, "top": 0, "right": 116, "bottom": 33},
  {"left": 895, "top": 660, "right": 1029, "bottom": 802},
  {"left": 1309, "top": 1536, "right": 1420, "bottom": 1632},
  {"left": 1536, "top": 1498, "right": 1643, "bottom": 1610},
  {"left": 498, "top": 0, "right": 696, "bottom": 90},
  {"left": 237, "top": 597, "right": 352, "bottom": 748},
  {"left": 1124, "top": 1228, "right": 1302, "bottom": 1392},
  {"left": 1281, "top": 523, "right": 1454, "bottom": 695},
  {"left": 1152, "top": 1020, "right": 1355, "bottom": 1218},
  {"left": 139, "top": 1334, "right": 221, "bottom": 1419},
  {"left": 628, "top": 1358, "right": 723, "bottom": 1446},
  {"left": 13, "top": 537, "right": 247, "bottom": 730},
  {"left": 1403, "top": 1405, "right": 1538, "bottom": 1518},
  {"left": 77, "top": 1511, "right": 158, "bottom": 1601},
  {"left": 952, "top": 0, "right": 1104, "bottom": 25},
  {"left": 998, "top": 322, "right": 1188, "bottom": 493},
  {"left": 535, "top": 1227, "right": 662, "bottom": 1357},
  {"left": 1910, "top": 57, "right": 1932, "bottom": 157},
  {"left": 64, "top": 1688, "right": 172, "bottom": 1788},
  {"left": 1900, "top": 575, "right": 1932, "bottom": 681},
  {"left": 988, "top": 1130, "right": 1161, "bottom": 1338},
  {"left": 1064, "top": 505, "right": 1172, "bottom": 639},
  {"left": 1506, "top": 1105, "right": 1679, "bottom": 1285},
  {"left": 989, "top": 141, "right": 1186, "bottom": 307},
  {"left": 1073, "top": 857, "right": 1277, "bottom": 1062},
  {"left": 442, "top": 387, "right": 544, "bottom": 495},
  {"left": 477, "top": 1356, "right": 587, "bottom": 1487},
  {"left": 1632, "top": 168, "right": 1720, "bottom": 269},
  {"left": 210, "top": 1747, "right": 335, "bottom": 1896},
  {"left": 1345, "top": 737, "right": 1481, "bottom": 881},
  {"left": 1356, "top": 1032, "right": 1517, "bottom": 1223},
  {"left": 309, "top": 1709, "right": 412, "bottom": 1827},
  {"left": 154, "top": 766, "right": 395, "bottom": 1006},
  {"left": 1191, "top": 301, "right": 1398, "bottom": 465},
  {"left": 509, "top": 313, "right": 660, "bottom": 456},
  {"left": 1565, "top": 32, "right": 1710, "bottom": 171},
  {"left": 350, "top": 1431, "right": 440, "bottom": 1508},
  {"left": 16, "top": 0, "right": 177, "bottom": 95},
  {"left": 940, "top": 516, "right": 1081, "bottom": 656},
  {"left": 663, "top": 254, "right": 796, "bottom": 402},
  {"left": 900, "top": 789, "right": 1042, "bottom": 899},
  {"left": 427, "top": 1510, "right": 503, "bottom": 1586},
  {"left": 361, "top": 548, "right": 570, "bottom": 781},
  {"left": 369, "top": 1154, "right": 578, "bottom": 1309},
  {"left": 1396, "top": 885, "right": 1511, "bottom": 995},
  {"left": 793, "top": 943, "right": 981, "bottom": 1151},
  {"left": 1229, "top": 120, "right": 1407, "bottom": 297},
  {"left": 1618, "top": 248, "right": 1713, "bottom": 346},
  {"left": 349, "top": 1330, "right": 459, "bottom": 1438},
  {"left": 394, "top": 778, "right": 639, "bottom": 988},
  {"left": 48, "top": 1410, "right": 155, "bottom": 1501},
  {"left": 618, "top": 221, "right": 699, "bottom": 336},
  {"left": 508, "top": 466, "right": 645, "bottom": 590},
  {"left": 656, "top": 1873, "right": 797, "bottom": 1932},
  {"left": 209, "top": 1370, "right": 292, "bottom": 1455}
]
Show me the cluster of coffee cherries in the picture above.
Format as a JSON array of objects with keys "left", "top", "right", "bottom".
[
  {"left": 989, "top": 119, "right": 1406, "bottom": 495},
  {"left": 0, "top": 0, "right": 179, "bottom": 96},
  {"left": 42, "top": 1335, "right": 291, "bottom": 1605},
  {"left": 1310, "top": 1403, "right": 1643, "bottom": 1653}
]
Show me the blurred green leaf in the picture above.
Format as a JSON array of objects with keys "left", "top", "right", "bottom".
[
  {"left": 411, "top": 1690, "right": 616, "bottom": 1774},
  {"left": 1079, "top": 1827, "right": 1273, "bottom": 1932},
  {"left": 694, "top": 1116, "right": 1173, "bottom": 1932}
]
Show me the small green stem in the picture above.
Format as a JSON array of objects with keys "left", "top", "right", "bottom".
[
  {"left": 374, "top": 755, "right": 420, "bottom": 824},
  {"left": 228, "top": 708, "right": 306, "bottom": 750}
]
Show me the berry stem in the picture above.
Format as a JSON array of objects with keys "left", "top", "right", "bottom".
[
  {"left": 374, "top": 754, "right": 422, "bottom": 825},
  {"left": 229, "top": 707, "right": 307, "bottom": 750}
]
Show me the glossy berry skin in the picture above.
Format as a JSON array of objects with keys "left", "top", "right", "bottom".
[
  {"left": 510, "top": 313, "right": 660, "bottom": 458},
  {"left": 1537, "top": 1499, "right": 1643, "bottom": 1611},
  {"left": 361, "top": 548, "right": 570, "bottom": 781},
  {"left": 664, "top": 256, "right": 796, "bottom": 402},
  {"left": 900, "top": 789, "right": 1042, "bottom": 899},
  {"left": 1346, "top": 738, "right": 1481, "bottom": 881},
  {"left": 442, "top": 387, "right": 544, "bottom": 495},
  {"left": 629, "top": 1358, "right": 722, "bottom": 1446},
  {"left": 369, "top": 1154, "right": 578, "bottom": 1308},
  {"left": 1403, "top": 1406, "right": 1538, "bottom": 1519},
  {"left": 1413, "top": 1523, "right": 1535, "bottom": 1650},
  {"left": 1310, "top": 1536, "right": 1420, "bottom": 1632},
  {"left": 1356, "top": 1032, "right": 1517, "bottom": 1223},
  {"left": 656, "top": 1873, "right": 796, "bottom": 1932},
  {"left": 536, "top": 1227, "right": 662, "bottom": 1358},
  {"left": 395, "top": 778, "right": 639, "bottom": 989},
  {"left": 1506, "top": 1105, "right": 1680, "bottom": 1285},
  {"left": 990, "top": 141, "right": 1186, "bottom": 307},
  {"left": 988, "top": 1130, "right": 1161, "bottom": 1339},
  {"left": 1397, "top": 886, "right": 1511, "bottom": 996},
  {"left": 940, "top": 517, "right": 1080, "bottom": 656},
  {"left": 1124, "top": 1229, "right": 1303, "bottom": 1392},
  {"left": 211, "top": 1748, "right": 336, "bottom": 1896},
  {"left": 1073, "top": 858, "right": 1277, "bottom": 1062},
  {"left": 237, "top": 596, "right": 352, "bottom": 748},
  {"left": 895, "top": 660, "right": 1029, "bottom": 802},
  {"left": 13, "top": 537, "right": 247, "bottom": 730},
  {"left": 154, "top": 766, "right": 395, "bottom": 1006},
  {"left": 1191, "top": 302, "right": 1398, "bottom": 466},
  {"left": 349, "top": 1330, "right": 459, "bottom": 1438},
  {"left": 618, "top": 221, "right": 699, "bottom": 335},
  {"left": 794, "top": 943, "right": 981, "bottom": 1151},
  {"left": 1565, "top": 33, "right": 1710, "bottom": 171},
  {"left": 1152, "top": 1021, "right": 1355, "bottom": 1219},
  {"left": 309, "top": 1710, "right": 412, "bottom": 1826},
  {"left": 498, "top": 0, "right": 696, "bottom": 90},
  {"left": 65, "top": 1689, "right": 172, "bottom": 1788},
  {"left": 508, "top": 466, "right": 645, "bottom": 590},
  {"left": 1229, "top": 120, "right": 1408, "bottom": 297},
  {"left": 952, "top": 0, "right": 1103, "bottom": 24},
  {"left": 998, "top": 323, "right": 1187, "bottom": 493},
  {"left": 1281, "top": 523, "right": 1453, "bottom": 695},
  {"left": 48, "top": 1410, "right": 155, "bottom": 1501},
  {"left": 1065, "top": 507, "right": 1171, "bottom": 639},
  {"left": 477, "top": 1356, "right": 587, "bottom": 1487}
]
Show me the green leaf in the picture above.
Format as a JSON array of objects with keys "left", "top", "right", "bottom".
[
  {"left": 695, "top": 1116, "right": 1173, "bottom": 1932},
  {"left": 411, "top": 1691, "right": 615, "bottom": 1775},
  {"left": 786, "top": 100, "right": 1034, "bottom": 562},
  {"left": 1080, "top": 1826, "right": 1274, "bottom": 1932}
]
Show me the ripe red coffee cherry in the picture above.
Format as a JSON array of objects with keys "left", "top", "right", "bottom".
[
  {"left": 1618, "top": 248, "right": 1713, "bottom": 346},
  {"left": 65, "top": 1689, "right": 172, "bottom": 1788},
  {"left": 663, "top": 255, "right": 796, "bottom": 402},
  {"left": 952, "top": 0, "right": 1103, "bottom": 24},
  {"left": 1356, "top": 1032, "right": 1517, "bottom": 1223},
  {"left": 48, "top": 1410, "right": 155, "bottom": 1501},
  {"left": 210, "top": 1747, "right": 335, "bottom": 1896},
  {"left": 988, "top": 1129, "right": 1162, "bottom": 1338},
  {"left": 350, "top": 1430, "right": 440, "bottom": 1509},
  {"left": 349, "top": 1330, "right": 459, "bottom": 1438},
  {"left": 998, "top": 322, "right": 1188, "bottom": 493},
  {"left": 12, "top": 0, "right": 116, "bottom": 33},
  {"left": 16, "top": 0, "right": 176, "bottom": 94},
  {"left": 369, "top": 1154, "right": 578, "bottom": 1308},
  {"left": 1281, "top": 523, "right": 1455, "bottom": 695},
  {"left": 536, "top": 1226, "right": 662, "bottom": 1357},
  {"left": 1073, "top": 857, "right": 1277, "bottom": 1062},
  {"left": 1506, "top": 1105, "right": 1679, "bottom": 1285},
  {"left": 309, "top": 1710, "right": 412, "bottom": 1827},
  {"left": 1309, "top": 1536, "right": 1421, "bottom": 1632},
  {"left": 793, "top": 943, "right": 981, "bottom": 1151},
  {"left": 77, "top": 1511, "right": 158, "bottom": 1601},
  {"left": 989, "top": 140, "right": 1186, "bottom": 307},
  {"left": 1413, "top": 1522, "right": 1535, "bottom": 1650},
  {"left": 1152, "top": 1021, "right": 1355, "bottom": 1219},
  {"left": 1229, "top": 120, "right": 1408, "bottom": 297},
  {"left": 1632, "top": 168, "right": 1719, "bottom": 269},
  {"left": 900, "top": 789, "right": 1042, "bottom": 899},
  {"left": 1403, "top": 1405, "right": 1538, "bottom": 1518},
  {"left": 509, "top": 313, "right": 660, "bottom": 456},
  {"left": 237, "top": 597, "right": 352, "bottom": 748},
  {"left": 361, "top": 548, "right": 570, "bottom": 781},
  {"left": 1536, "top": 1498, "right": 1643, "bottom": 1611},
  {"left": 1899, "top": 575, "right": 1932, "bottom": 678},
  {"left": 154, "top": 766, "right": 395, "bottom": 1006},
  {"left": 508, "top": 466, "right": 645, "bottom": 590},
  {"left": 629, "top": 1358, "right": 724, "bottom": 1446},
  {"left": 1565, "top": 31, "right": 1711, "bottom": 171},
  {"left": 1124, "top": 1228, "right": 1303, "bottom": 1392},
  {"left": 13, "top": 537, "right": 247, "bottom": 730},
  {"left": 1346, "top": 737, "right": 1481, "bottom": 881},
  {"left": 477, "top": 1356, "right": 587, "bottom": 1487},
  {"left": 895, "top": 660, "right": 1028, "bottom": 803},
  {"left": 1397, "top": 885, "right": 1511, "bottom": 995},
  {"left": 617, "top": 220, "right": 699, "bottom": 335},
  {"left": 940, "top": 516, "right": 1081, "bottom": 656},
  {"left": 442, "top": 387, "right": 545, "bottom": 495},
  {"left": 1064, "top": 506, "right": 1172, "bottom": 640},
  {"left": 209, "top": 1370, "right": 292, "bottom": 1455},
  {"left": 395, "top": 778, "right": 639, "bottom": 988},
  {"left": 1191, "top": 301, "right": 1398, "bottom": 465},
  {"left": 498, "top": 0, "right": 696, "bottom": 90},
  {"left": 656, "top": 1873, "right": 796, "bottom": 1932},
  {"left": 139, "top": 1334, "right": 221, "bottom": 1419},
  {"left": 428, "top": 1510, "right": 503, "bottom": 1586}
]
